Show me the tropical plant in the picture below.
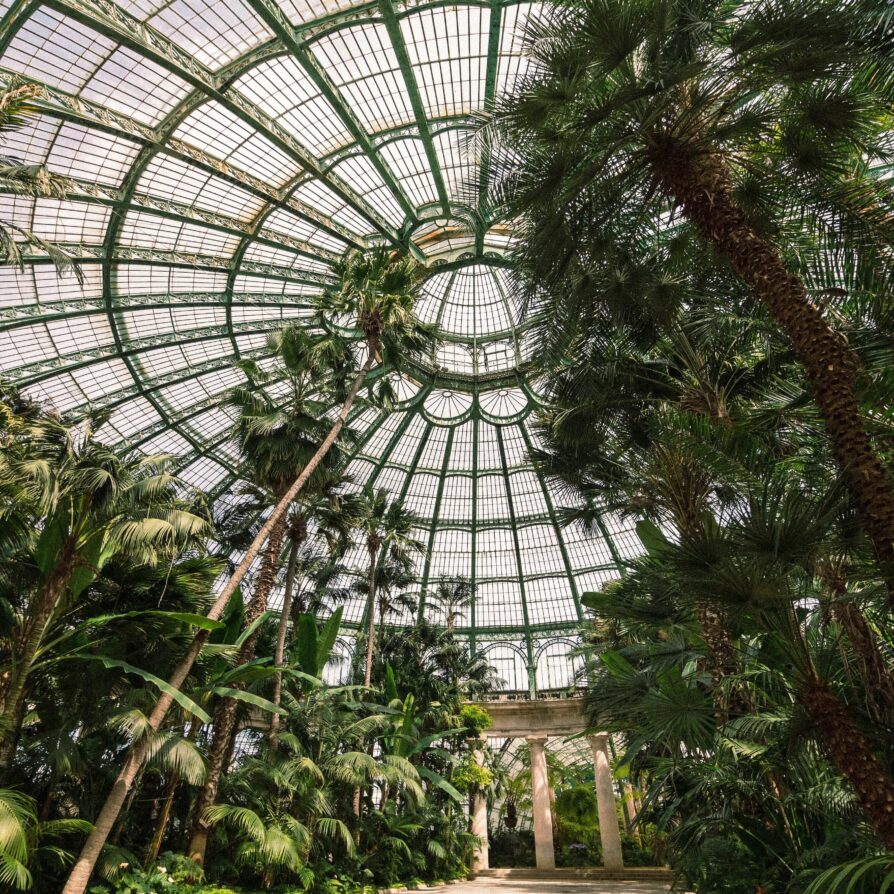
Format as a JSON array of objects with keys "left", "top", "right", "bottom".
[
  {"left": 489, "top": 0, "right": 894, "bottom": 591},
  {"left": 0, "top": 787, "right": 89, "bottom": 890},
  {"left": 350, "top": 488, "right": 425, "bottom": 689},
  {"left": 62, "top": 247, "right": 433, "bottom": 894},
  {"left": 0, "top": 404, "right": 209, "bottom": 765},
  {"left": 0, "top": 84, "right": 82, "bottom": 281},
  {"left": 426, "top": 576, "right": 475, "bottom": 632},
  {"left": 187, "top": 325, "right": 343, "bottom": 867}
]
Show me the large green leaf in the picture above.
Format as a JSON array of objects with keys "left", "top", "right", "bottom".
[
  {"left": 233, "top": 610, "right": 274, "bottom": 648},
  {"left": 295, "top": 613, "right": 319, "bottom": 677},
  {"left": 416, "top": 766, "right": 463, "bottom": 802},
  {"left": 69, "top": 528, "right": 107, "bottom": 599},
  {"left": 82, "top": 610, "right": 224, "bottom": 631},
  {"left": 210, "top": 587, "right": 245, "bottom": 645},
  {"left": 635, "top": 519, "right": 669, "bottom": 556},
  {"left": 316, "top": 607, "right": 343, "bottom": 675},
  {"left": 211, "top": 687, "right": 287, "bottom": 715},
  {"left": 34, "top": 515, "right": 66, "bottom": 578},
  {"left": 90, "top": 657, "right": 210, "bottom": 723}
]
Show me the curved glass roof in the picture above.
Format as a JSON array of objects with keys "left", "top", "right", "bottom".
[{"left": 0, "top": 0, "right": 640, "bottom": 649}]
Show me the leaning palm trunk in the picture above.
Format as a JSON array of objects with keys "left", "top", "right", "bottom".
[
  {"left": 0, "top": 536, "right": 77, "bottom": 764},
  {"left": 833, "top": 601, "right": 894, "bottom": 726},
  {"left": 187, "top": 513, "right": 287, "bottom": 867},
  {"left": 816, "top": 561, "right": 894, "bottom": 725},
  {"left": 800, "top": 673, "right": 894, "bottom": 849},
  {"left": 651, "top": 147, "right": 894, "bottom": 593},
  {"left": 61, "top": 350, "right": 375, "bottom": 894},
  {"left": 268, "top": 528, "right": 302, "bottom": 747}
]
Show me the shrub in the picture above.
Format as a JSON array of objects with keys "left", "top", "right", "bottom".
[{"left": 458, "top": 705, "right": 492, "bottom": 739}]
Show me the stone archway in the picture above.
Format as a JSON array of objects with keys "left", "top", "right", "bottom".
[{"left": 469, "top": 698, "right": 624, "bottom": 873}]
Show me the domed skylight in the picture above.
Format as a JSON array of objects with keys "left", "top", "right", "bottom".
[{"left": 0, "top": 0, "right": 639, "bottom": 667}]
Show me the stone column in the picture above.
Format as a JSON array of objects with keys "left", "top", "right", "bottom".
[
  {"left": 526, "top": 735, "right": 555, "bottom": 870},
  {"left": 470, "top": 748, "right": 489, "bottom": 872},
  {"left": 588, "top": 733, "right": 624, "bottom": 871}
]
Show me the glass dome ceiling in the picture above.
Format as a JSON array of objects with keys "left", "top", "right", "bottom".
[{"left": 0, "top": 0, "right": 641, "bottom": 654}]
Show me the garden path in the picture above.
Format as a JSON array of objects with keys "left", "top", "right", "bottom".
[{"left": 447, "top": 880, "right": 672, "bottom": 893}]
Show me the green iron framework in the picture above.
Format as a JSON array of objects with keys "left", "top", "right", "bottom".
[{"left": 0, "top": 0, "right": 641, "bottom": 682}]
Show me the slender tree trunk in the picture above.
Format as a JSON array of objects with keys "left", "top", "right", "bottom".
[
  {"left": 269, "top": 531, "right": 302, "bottom": 748},
  {"left": 145, "top": 772, "right": 179, "bottom": 868},
  {"left": 353, "top": 544, "right": 379, "bottom": 842},
  {"left": 800, "top": 674, "right": 894, "bottom": 848},
  {"left": 61, "top": 351, "right": 375, "bottom": 894},
  {"left": 0, "top": 537, "right": 77, "bottom": 762},
  {"left": 145, "top": 722, "right": 201, "bottom": 868},
  {"left": 363, "top": 547, "right": 379, "bottom": 689},
  {"left": 652, "top": 148, "right": 894, "bottom": 592},
  {"left": 187, "top": 513, "right": 287, "bottom": 867}
]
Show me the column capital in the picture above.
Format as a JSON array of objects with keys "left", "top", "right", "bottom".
[{"left": 525, "top": 734, "right": 549, "bottom": 748}]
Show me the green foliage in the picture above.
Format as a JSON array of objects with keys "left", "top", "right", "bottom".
[
  {"left": 451, "top": 757, "right": 492, "bottom": 794},
  {"left": 458, "top": 705, "right": 492, "bottom": 738}
]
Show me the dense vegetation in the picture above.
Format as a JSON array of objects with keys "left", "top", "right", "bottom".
[
  {"left": 2, "top": 0, "right": 894, "bottom": 892},
  {"left": 490, "top": 0, "right": 894, "bottom": 891},
  {"left": 0, "top": 378, "right": 502, "bottom": 894}
]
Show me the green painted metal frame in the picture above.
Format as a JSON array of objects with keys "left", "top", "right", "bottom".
[{"left": 0, "top": 0, "right": 631, "bottom": 644}]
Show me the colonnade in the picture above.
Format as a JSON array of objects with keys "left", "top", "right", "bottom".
[{"left": 471, "top": 731, "right": 624, "bottom": 872}]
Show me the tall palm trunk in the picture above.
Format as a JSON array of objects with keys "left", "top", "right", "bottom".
[
  {"left": 0, "top": 536, "right": 77, "bottom": 764},
  {"left": 651, "top": 148, "right": 894, "bottom": 592},
  {"left": 800, "top": 673, "right": 894, "bottom": 849},
  {"left": 144, "top": 722, "right": 201, "bottom": 868},
  {"left": 144, "top": 772, "right": 178, "bottom": 868},
  {"left": 353, "top": 542, "right": 380, "bottom": 837},
  {"left": 61, "top": 350, "right": 375, "bottom": 894},
  {"left": 187, "top": 513, "right": 287, "bottom": 867},
  {"left": 674, "top": 503, "right": 745, "bottom": 720},
  {"left": 269, "top": 525, "right": 304, "bottom": 748},
  {"left": 363, "top": 544, "right": 379, "bottom": 689},
  {"left": 816, "top": 561, "right": 894, "bottom": 725}
]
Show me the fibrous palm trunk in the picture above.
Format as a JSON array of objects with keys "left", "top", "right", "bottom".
[
  {"left": 817, "top": 561, "right": 894, "bottom": 725},
  {"left": 61, "top": 352, "right": 375, "bottom": 894},
  {"left": 801, "top": 674, "right": 894, "bottom": 849},
  {"left": 187, "top": 513, "right": 287, "bottom": 867},
  {"left": 652, "top": 148, "right": 894, "bottom": 594},
  {"left": 0, "top": 536, "right": 77, "bottom": 765}
]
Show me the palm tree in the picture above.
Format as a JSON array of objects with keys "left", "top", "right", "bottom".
[
  {"left": 0, "top": 408, "right": 209, "bottom": 764},
  {"left": 0, "top": 787, "right": 89, "bottom": 890},
  {"left": 204, "top": 738, "right": 354, "bottom": 890},
  {"left": 586, "top": 474, "right": 894, "bottom": 850},
  {"left": 62, "top": 250, "right": 433, "bottom": 894},
  {"left": 426, "top": 575, "right": 475, "bottom": 633},
  {"left": 351, "top": 488, "right": 425, "bottom": 689},
  {"left": 353, "top": 556, "right": 417, "bottom": 664},
  {"left": 187, "top": 325, "right": 339, "bottom": 867},
  {"left": 0, "top": 84, "right": 82, "bottom": 282},
  {"left": 491, "top": 0, "right": 894, "bottom": 588},
  {"left": 269, "top": 474, "right": 356, "bottom": 745}
]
